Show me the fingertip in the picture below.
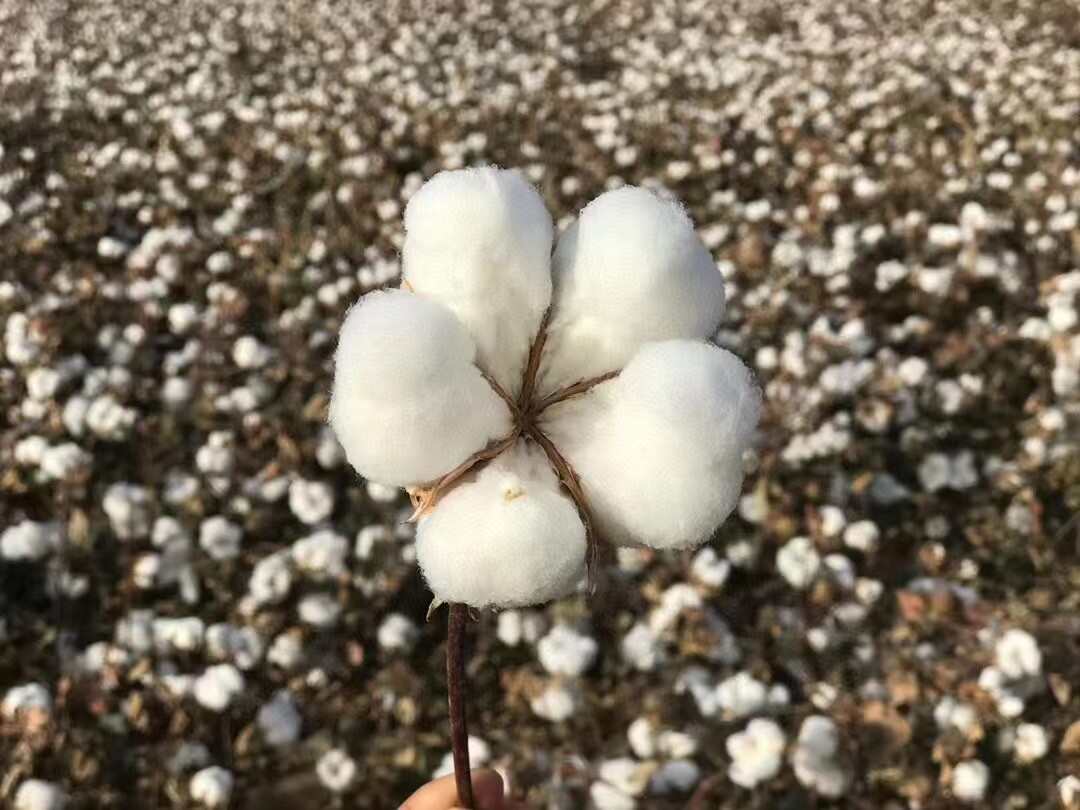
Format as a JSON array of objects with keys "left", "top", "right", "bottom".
[{"left": 471, "top": 768, "right": 506, "bottom": 807}]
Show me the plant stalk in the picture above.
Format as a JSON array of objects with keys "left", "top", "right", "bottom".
[{"left": 447, "top": 603, "right": 475, "bottom": 809}]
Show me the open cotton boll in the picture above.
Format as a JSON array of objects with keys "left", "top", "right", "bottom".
[
  {"left": 329, "top": 289, "right": 512, "bottom": 487},
  {"left": 543, "top": 340, "right": 760, "bottom": 549},
  {"left": 402, "top": 167, "right": 553, "bottom": 395},
  {"left": 416, "top": 440, "right": 586, "bottom": 607},
  {"left": 538, "top": 186, "right": 726, "bottom": 394}
]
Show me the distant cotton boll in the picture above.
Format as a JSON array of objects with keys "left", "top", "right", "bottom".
[
  {"left": 716, "top": 672, "right": 768, "bottom": 718},
  {"left": 298, "top": 593, "right": 341, "bottom": 628},
  {"left": 205, "top": 624, "right": 264, "bottom": 670},
  {"left": 249, "top": 552, "right": 293, "bottom": 606},
  {"left": 416, "top": 441, "right": 586, "bottom": 607},
  {"left": 13, "top": 780, "right": 66, "bottom": 810},
  {"left": 168, "top": 303, "right": 201, "bottom": 335},
  {"left": 627, "top": 717, "right": 658, "bottom": 759},
  {"left": 590, "top": 782, "right": 636, "bottom": 810},
  {"left": 189, "top": 767, "right": 233, "bottom": 807},
  {"left": 3, "top": 682, "right": 51, "bottom": 718},
  {"left": 538, "top": 187, "right": 726, "bottom": 393},
  {"left": 537, "top": 624, "right": 598, "bottom": 676},
  {"left": 621, "top": 622, "right": 663, "bottom": 671},
  {"left": 86, "top": 395, "right": 136, "bottom": 439},
  {"left": 193, "top": 664, "right": 244, "bottom": 712},
  {"left": 15, "top": 435, "right": 48, "bottom": 465},
  {"left": 316, "top": 749, "right": 356, "bottom": 793},
  {"left": 1059, "top": 776, "right": 1080, "bottom": 807},
  {"left": 329, "top": 289, "right": 512, "bottom": 487},
  {"left": 952, "top": 760, "right": 990, "bottom": 802},
  {"left": 727, "top": 719, "right": 786, "bottom": 788},
  {"left": 288, "top": 479, "right": 334, "bottom": 525},
  {"left": 354, "top": 525, "right": 391, "bottom": 560},
  {"left": 792, "top": 716, "right": 849, "bottom": 798},
  {"left": 995, "top": 629, "right": 1042, "bottom": 679},
  {"left": 40, "top": 443, "right": 91, "bottom": 481},
  {"left": 402, "top": 167, "right": 552, "bottom": 395},
  {"left": 934, "top": 697, "right": 978, "bottom": 735},
  {"left": 544, "top": 341, "right": 759, "bottom": 550},
  {"left": 843, "top": 520, "right": 880, "bottom": 553},
  {"left": 530, "top": 681, "right": 580, "bottom": 722},
  {"left": 268, "top": 633, "right": 303, "bottom": 670},
  {"left": 232, "top": 335, "right": 272, "bottom": 369},
  {"left": 291, "top": 530, "right": 348, "bottom": 578},
  {"left": 377, "top": 613, "right": 419, "bottom": 651},
  {"left": 777, "top": 536, "right": 821, "bottom": 589},
  {"left": 690, "top": 547, "right": 731, "bottom": 588},
  {"left": 103, "top": 484, "right": 152, "bottom": 540},
  {"left": 61, "top": 396, "right": 90, "bottom": 435},
  {"left": 315, "top": 428, "right": 345, "bottom": 469},
  {"left": 257, "top": 690, "right": 302, "bottom": 747},
  {"left": 599, "top": 758, "right": 653, "bottom": 797},
  {"left": 199, "top": 517, "right": 242, "bottom": 561},
  {"left": 1013, "top": 723, "right": 1049, "bottom": 763}
]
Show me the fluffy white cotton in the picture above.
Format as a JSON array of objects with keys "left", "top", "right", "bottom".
[
  {"left": 727, "top": 719, "right": 786, "bottom": 789},
  {"left": 530, "top": 681, "right": 580, "bottom": 722},
  {"left": 995, "top": 629, "right": 1042, "bottom": 679},
  {"left": 416, "top": 441, "right": 586, "bottom": 607},
  {"left": 193, "top": 664, "right": 244, "bottom": 712},
  {"left": 402, "top": 167, "right": 553, "bottom": 395},
  {"left": 1, "top": 521, "right": 62, "bottom": 562},
  {"left": 376, "top": 613, "right": 419, "bottom": 651},
  {"left": 792, "top": 716, "right": 849, "bottom": 798},
  {"left": 316, "top": 749, "right": 356, "bottom": 793},
  {"left": 543, "top": 340, "right": 759, "bottom": 549},
  {"left": 329, "top": 289, "right": 512, "bottom": 487},
  {"left": 537, "top": 623, "right": 598, "bottom": 676},
  {"left": 13, "top": 780, "right": 66, "bottom": 810},
  {"left": 189, "top": 767, "right": 233, "bottom": 807},
  {"left": 538, "top": 186, "right": 726, "bottom": 393},
  {"left": 952, "top": 760, "right": 990, "bottom": 802}
]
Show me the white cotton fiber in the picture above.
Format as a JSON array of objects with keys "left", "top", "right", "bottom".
[
  {"left": 537, "top": 186, "right": 726, "bottom": 394},
  {"left": 402, "top": 167, "right": 553, "bottom": 395},
  {"left": 415, "top": 440, "right": 586, "bottom": 607},
  {"left": 329, "top": 289, "right": 512, "bottom": 487},
  {"left": 542, "top": 340, "right": 760, "bottom": 550}
]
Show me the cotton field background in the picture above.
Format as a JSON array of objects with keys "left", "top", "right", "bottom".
[{"left": 2, "top": 0, "right": 1079, "bottom": 807}]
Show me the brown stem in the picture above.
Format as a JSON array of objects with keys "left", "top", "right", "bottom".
[{"left": 447, "top": 603, "right": 475, "bottom": 809}]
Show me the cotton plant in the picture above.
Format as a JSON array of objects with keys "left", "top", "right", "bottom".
[{"left": 329, "top": 167, "right": 761, "bottom": 806}]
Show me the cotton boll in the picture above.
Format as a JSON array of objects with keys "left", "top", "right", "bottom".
[
  {"left": 530, "top": 681, "right": 580, "bottom": 722},
  {"left": 329, "top": 289, "right": 512, "bottom": 487},
  {"left": 193, "top": 664, "right": 244, "bottom": 711},
  {"left": 650, "top": 760, "right": 700, "bottom": 794},
  {"left": 727, "top": 719, "right": 786, "bottom": 788},
  {"left": 792, "top": 716, "right": 849, "bottom": 798},
  {"left": 543, "top": 341, "right": 759, "bottom": 550},
  {"left": 589, "top": 782, "right": 636, "bottom": 810},
  {"left": 538, "top": 186, "right": 726, "bottom": 394},
  {"left": 995, "top": 629, "right": 1042, "bottom": 679},
  {"left": 288, "top": 479, "right": 334, "bottom": 525},
  {"left": 189, "top": 767, "right": 233, "bottom": 807},
  {"left": 2, "top": 520, "right": 62, "bottom": 561},
  {"left": 376, "top": 613, "right": 419, "bottom": 651},
  {"left": 401, "top": 167, "right": 553, "bottom": 395},
  {"left": 13, "top": 780, "right": 66, "bottom": 810},
  {"left": 416, "top": 441, "right": 586, "bottom": 608},
  {"left": 316, "top": 749, "right": 356, "bottom": 792},
  {"left": 537, "top": 624, "right": 598, "bottom": 676},
  {"left": 952, "top": 760, "right": 989, "bottom": 802}
]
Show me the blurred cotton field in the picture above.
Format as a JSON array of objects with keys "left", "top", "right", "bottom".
[{"left": 1, "top": 0, "right": 1079, "bottom": 807}]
